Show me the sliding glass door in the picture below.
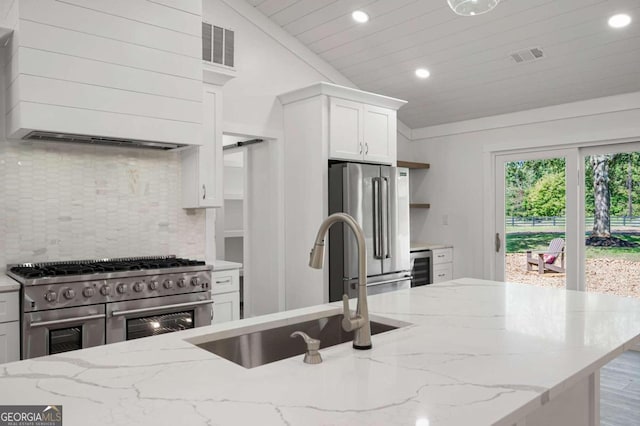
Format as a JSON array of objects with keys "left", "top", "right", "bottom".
[
  {"left": 495, "top": 149, "right": 576, "bottom": 289},
  {"left": 494, "top": 142, "right": 640, "bottom": 294}
]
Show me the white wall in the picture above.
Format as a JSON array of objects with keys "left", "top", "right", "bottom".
[
  {"left": 203, "top": 0, "right": 355, "bottom": 137},
  {"left": 202, "top": 0, "right": 355, "bottom": 315},
  {"left": 405, "top": 91, "right": 640, "bottom": 280}
]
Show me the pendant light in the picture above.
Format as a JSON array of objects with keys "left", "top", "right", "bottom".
[{"left": 447, "top": 0, "right": 501, "bottom": 16}]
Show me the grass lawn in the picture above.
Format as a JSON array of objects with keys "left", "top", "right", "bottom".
[{"left": 506, "top": 231, "right": 640, "bottom": 261}]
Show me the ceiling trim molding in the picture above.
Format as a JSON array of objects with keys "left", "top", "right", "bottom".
[
  {"left": 278, "top": 82, "right": 407, "bottom": 110},
  {"left": 410, "top": 91, "right": 640, "bottom": 141},
  {"left": 219, "top": 0, "right": 357, "bottom": 89}
]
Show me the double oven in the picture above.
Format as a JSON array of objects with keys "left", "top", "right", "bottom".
[{"left": 9, "top": 257, "right": 213, "bottom": 359}]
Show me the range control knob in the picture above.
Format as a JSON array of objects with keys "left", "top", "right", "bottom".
[
  {"left": 177, "top": 278, "right": 186, "bottom": 288},
  {"left": 63, "top": 288, "right": 76, "bottom": 300},
  {"left": 44, "top": 290, "right": 57, "bottom": 302},
  {"left": 148, "top": 281, "right": 159, "bottom": 291},
  {"left": 163, "top": 279, "right": 174, "bottom": 289},
  {"left": 116, "top": 283, "right": 128, "bottom": 294},
  {"left": 190, "top": 277, "right": 200, "bottom": 287},
  {"left": 133, "top": 282, "right": 145, "bottom": 292},
  {"left": 100, "top": 285, "right": 111, "bottom": 296},
  {"left": 83, "top": 287, "right": 95, "bottom": 298}
]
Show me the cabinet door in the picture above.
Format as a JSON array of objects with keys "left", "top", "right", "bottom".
[
  {"left": 181, "top": 84, "right": 222, "bottom": 208},
  {"left": 363, "top": 105, "right": 395, "bottom": 165},
  {"left": 329, "top": 98, "right": 363, "bottom": 161},
  {"left": 200, "top": 85, "right": 223, "bottom": 207},
  {"left": 212, "top": 291, "right": 240, "bottom": 323},
  {"left": 0, "top": 322, "right": 19, "bottom": 363}
]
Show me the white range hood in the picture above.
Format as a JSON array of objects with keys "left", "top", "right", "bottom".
[{"left": 2, "top": 0, "right": 204, "bottom": 150}]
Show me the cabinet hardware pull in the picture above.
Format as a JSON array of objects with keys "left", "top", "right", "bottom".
[
  {"left": 202, "top": 184, "right": 206, "bottom": 200},
  {"left": 30, "top": 313, "right": 106, "bottom": 328},
  {"left": 359, "top": 142, "right": 363, "bottom": 154},
  {"left": 111, "top": 300, "right": 213, "bottom": 317},
  {"left": 365, "top": 143, "right": 369, "bottom": 154},
  {"left": 215, "top": 279, "right": 231, "bottom": 284}
]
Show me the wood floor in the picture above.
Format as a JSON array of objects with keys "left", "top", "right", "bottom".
[{"left": 601, "top": 350, "right": 640, "bottom": 426}]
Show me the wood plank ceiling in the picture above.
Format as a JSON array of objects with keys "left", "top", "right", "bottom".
[{"left": 248, "top": 0, "right": 640, "bottom": 129}]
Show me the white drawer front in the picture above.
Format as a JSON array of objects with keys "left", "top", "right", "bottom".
[
  {"left": 433, "top": 264, "right": 453, "bottom": 283},
  {"left": 212, "top": 270, "right": 239, "bottom": 295},
  {"left": 0, "top": 321, "right": 20, "bottom": 363},
  {"left": 0, "top": 291, "right": 19, "bottom": 324},
  {"left": 432, "top": 248, "right": 453, "bottom": 265}
]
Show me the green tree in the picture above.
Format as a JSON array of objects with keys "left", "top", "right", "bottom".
[
  {"left": 505, "top": 158, "right": 565, "bottom": 217},
  {"left": 522, "top": 172, "right": 566, "bottom": 217}
]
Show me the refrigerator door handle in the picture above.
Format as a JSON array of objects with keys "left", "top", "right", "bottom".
[
  {"left": 372, "top": 177, "right": 382, "bottom": 259},
  {"left": 380, "top": 177, "right": 390, "bottom": 259}
]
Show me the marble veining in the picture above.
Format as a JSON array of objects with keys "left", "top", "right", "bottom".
[{"left": 2, "top": 279, "right": 640, "bottom": 425}]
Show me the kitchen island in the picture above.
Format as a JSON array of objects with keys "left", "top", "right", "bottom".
[{"left": 2, "top": 278, "right": 640, "bottom": 426}]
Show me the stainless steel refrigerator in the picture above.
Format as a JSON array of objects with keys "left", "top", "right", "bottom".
[{"left": 328, "top": 162, "right": 411, "bottom": 301}]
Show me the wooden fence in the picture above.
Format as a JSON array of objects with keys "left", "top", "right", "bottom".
[{"left": 506, "top": 216, "right": 640, "bottom": 227}]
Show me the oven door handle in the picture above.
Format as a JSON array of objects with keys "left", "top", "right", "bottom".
[
  {"left": 111, "top": 300, "right": 214, "bottom": 317},
  {"left": 30, "top": 313, "right": 107, "bottom": 328}
]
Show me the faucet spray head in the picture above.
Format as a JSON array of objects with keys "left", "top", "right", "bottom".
[{"left": 309, "top": 243, "right": 325, "bottom": 269}]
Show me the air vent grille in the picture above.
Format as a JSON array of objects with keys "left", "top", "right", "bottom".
[
  {"left": 23, "top": 131, "right": 187, "bottom": 150},
  {"left": 510, "top": 47, "right": 544, "bottom": 64},
  {"left": 202, "top": 22, "right": 234, "bottom": 68}
]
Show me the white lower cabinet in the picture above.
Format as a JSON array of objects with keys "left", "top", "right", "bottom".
[
  {"left": 432, "top": 248, "right": 454, "bottom": 284},
  {"left": 212, "top": 269, "right": 240, "bottom": 323},
  {"left": 0, "top": 321, "right": 19, "bottom": 364},
  {"left": 0, "top": 291, "right": 19, "bottom": 363},
  {"left": 212, "top": 292, "right": 240, "bottom": 324}
]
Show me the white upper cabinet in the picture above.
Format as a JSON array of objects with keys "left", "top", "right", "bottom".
[
  {"left": 329, "top": 98, "right": 364, "bottom": 161},
  {"left": 182, "top": 83, "right": 223, "bottom": 208},
  {"left": 362, "top": 104, "right": 396, "bottom": 164},
  {"left": 329, "top": 100, "right": 397, "bottom": 164},
  {"left": 281, "top": 82, "right": 406, "bottom": 166}
]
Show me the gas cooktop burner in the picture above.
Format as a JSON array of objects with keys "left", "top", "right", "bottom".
[{"left": 9, "top": 256, "right": 206, "bottom": 279}]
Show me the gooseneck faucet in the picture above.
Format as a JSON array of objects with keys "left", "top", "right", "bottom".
[{"left": 309, "top": 213, "right": 372, "bottom": 350}]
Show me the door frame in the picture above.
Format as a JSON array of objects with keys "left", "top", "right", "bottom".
[
  {"left": 493, "top": 148, "right": 579, "bottom": 290},
  {"left": 484, "top": 137, "right": 640, "bottom": 290}
]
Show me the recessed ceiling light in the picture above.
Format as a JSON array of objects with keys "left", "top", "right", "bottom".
[
  {"left": 608, "top": 13, "right": 631, "bottom": 29},
  {"left": 415, "top": 68, "right": 431, "bottom": 79},
  {"left": 352, "top": 10, "right": 369, "bottom": 23}
]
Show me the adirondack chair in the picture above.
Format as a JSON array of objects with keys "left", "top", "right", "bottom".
[{"left": 526, "top": 238, "right": 565, "bottom": 274}]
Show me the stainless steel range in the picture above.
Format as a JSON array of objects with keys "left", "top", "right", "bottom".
[{"left": 7, "top": 256, "right": 212, "bottom": 359}]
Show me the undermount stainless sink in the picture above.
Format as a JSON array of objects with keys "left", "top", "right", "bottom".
[{"left": 192, "top": 314, "right": 403, "bottom": 368}]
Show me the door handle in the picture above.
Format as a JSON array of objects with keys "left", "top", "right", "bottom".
[
  {"left": 202, "top": 184, "right": 206, "bottom": 200},
  {"left": 380, "top": 177, "right": 390, "bottom": 259},
  {"left": 365, "top": 143, "right": 369, "bottom": 155},
  {"left": 372, "top": 177, "right": 382, "bottom": 259},
  {"left": 111, "top": 300, "right": 213, "bottom": 317},
  {"left": 30, "top": 313, "right": 106, "bottom": 328},
  {"left": 495, "top": 233, "right": 501, "bottom": 253},
  {"left": 359, "top": 142, "right": 363, "bottom": 154}
]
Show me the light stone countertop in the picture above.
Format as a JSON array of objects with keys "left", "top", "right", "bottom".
[
  {"left": 211, "top": 259, "right": 243, "bottom": 271},
  {"left": 2, "top": 278, "right": 640, "bottom": 425},
  {"left": 0, "top": 275, "right": 20, "bottom": 293},
  {"left": 410, "top": 242, "right": 452, "bottom": 251}
]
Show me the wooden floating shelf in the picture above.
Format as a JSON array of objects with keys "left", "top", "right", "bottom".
[
  {"left": 397, "top": 160, "right": 430, "bottom": 169},
  {"left": 410, "top": 203, "right": 431, "bottom": 209}
]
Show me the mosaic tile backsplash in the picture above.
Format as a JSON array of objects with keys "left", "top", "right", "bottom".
[{"left": 0, "top": 140, "right": 206, "bottom": 272}]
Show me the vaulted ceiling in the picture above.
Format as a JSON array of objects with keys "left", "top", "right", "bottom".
[{"left": 248, "top": 0, "right": 640, "bottom": 129}]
